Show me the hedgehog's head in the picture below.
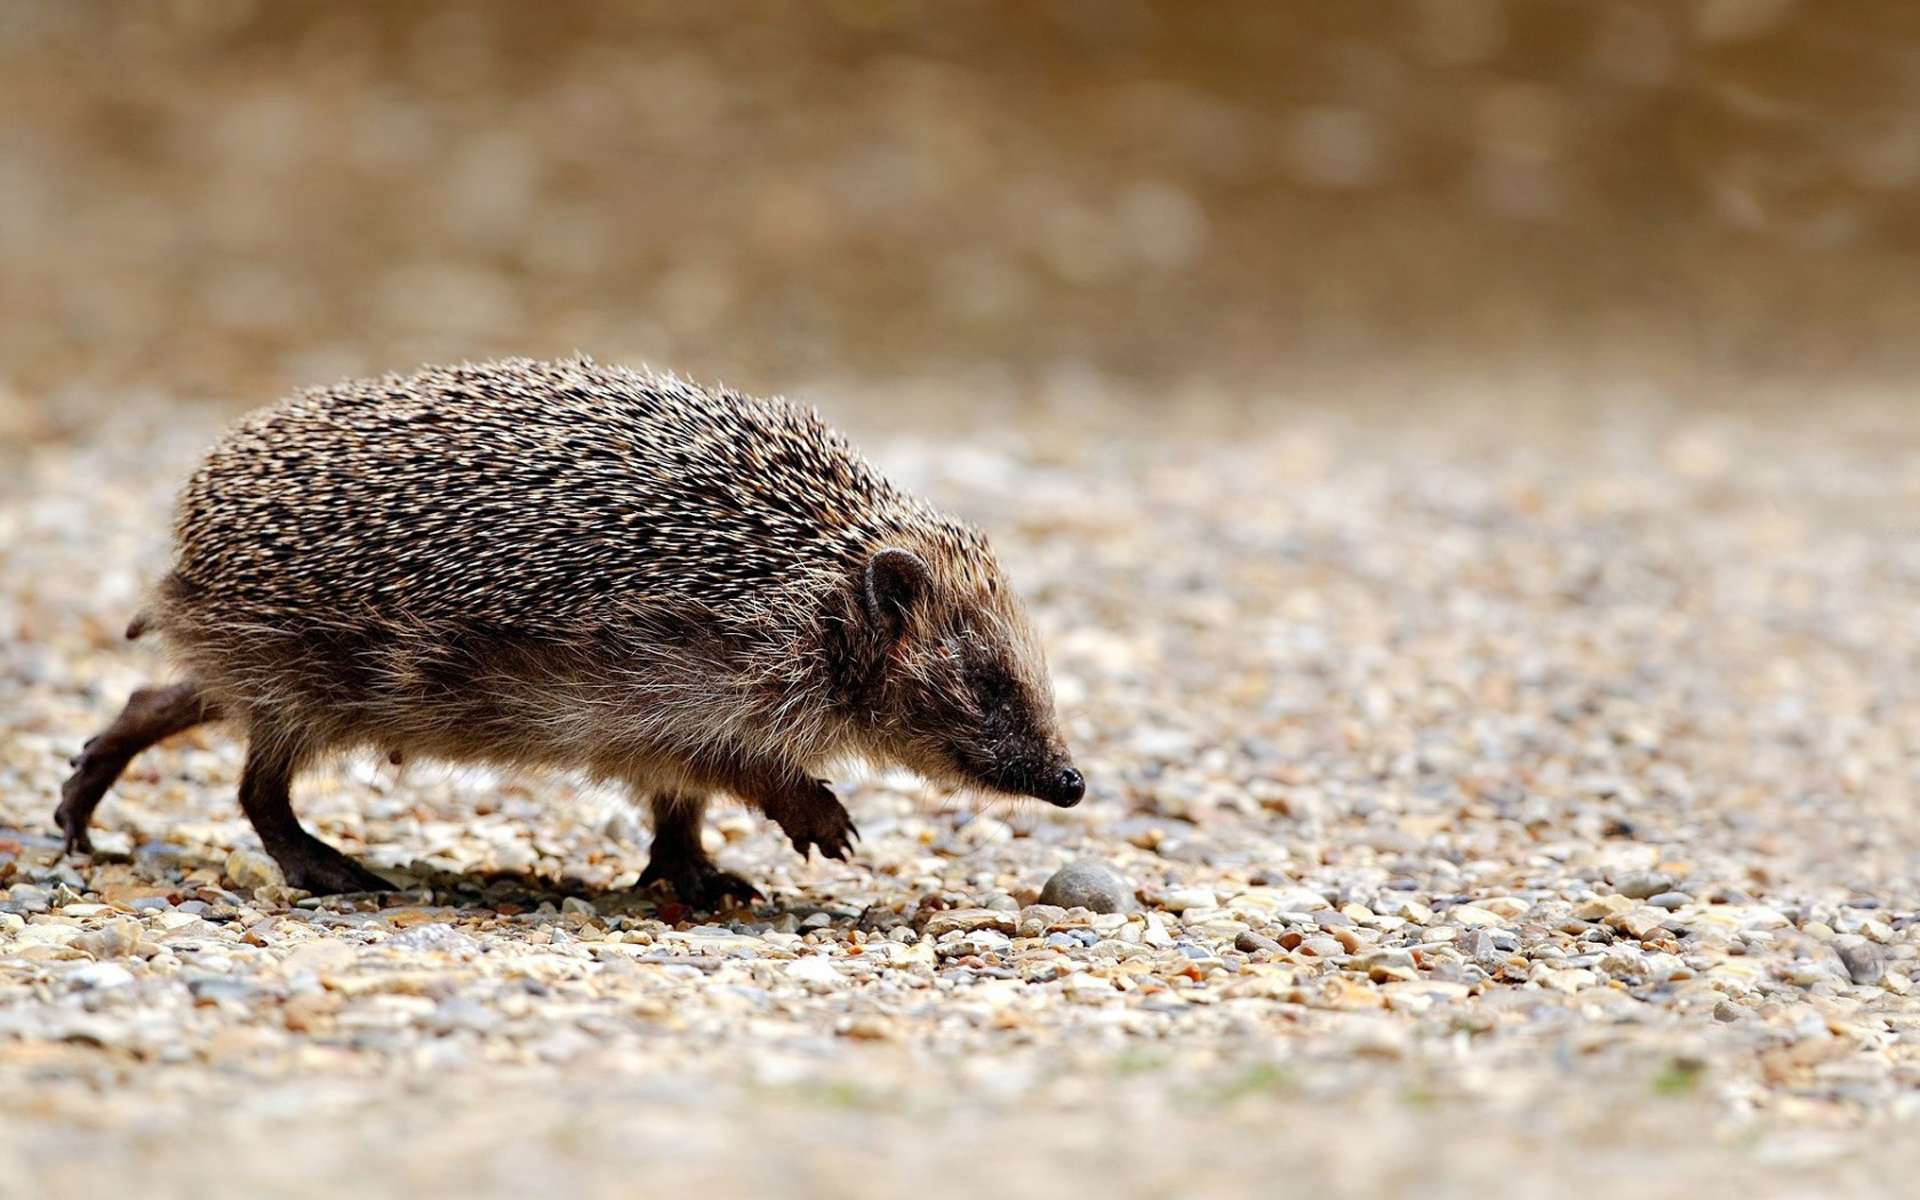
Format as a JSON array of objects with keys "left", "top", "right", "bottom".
[{"left": 841, "top": 545, "right": 1083, "bottom": 807}]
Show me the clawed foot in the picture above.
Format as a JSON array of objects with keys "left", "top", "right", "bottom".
[
  {"left": 56, "top": 740, "right": 118, "bottom": 855},
  {"left": 54, "top": 784, "right": 94, "bottom": 855},
  {"left": 773, "top": 780, "right": 860, "bottom": 862},
  {"left": 54, "top": 808, "right": 93, "bottom": 855},
  {"left": 639, "top": 854, "right": 762, "bottom": 910},
  {"left": 274, "top": 838, "right": 393, "bottom": 895}
]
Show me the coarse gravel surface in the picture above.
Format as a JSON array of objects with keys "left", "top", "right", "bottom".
[{"left": 4, "top": 393, "right": 1920, "bottom": 1199}]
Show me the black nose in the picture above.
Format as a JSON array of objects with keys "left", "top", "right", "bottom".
[{"left": 1047, "top": 766, "right": 1085, "bottom": 808}]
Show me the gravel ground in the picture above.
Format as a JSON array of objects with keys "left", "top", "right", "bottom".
[{"left": 4, "top": 391, "right": 1919, "bottom": 1198}]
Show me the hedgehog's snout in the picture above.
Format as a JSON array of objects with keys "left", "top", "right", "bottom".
[
  {"left": 1040, "top": 765, "right": 1085, "bottom": 808},
  {"left": 970, "top": 752, "right": 1084, "bottom": 808},
  {"left": 1014, "top": 763, "right": 1083, "bottom": 807}
]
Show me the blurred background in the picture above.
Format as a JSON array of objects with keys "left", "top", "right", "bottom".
[{"left": 4, "top": 0, "right": 1920, "bottom": 444}]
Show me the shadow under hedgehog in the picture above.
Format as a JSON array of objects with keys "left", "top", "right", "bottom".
[{"left": 59, "top": 358, "right": 1084, "bottom": 908}]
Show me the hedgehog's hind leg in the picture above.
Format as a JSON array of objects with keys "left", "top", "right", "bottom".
[
  {"left": 238, "top": 730, "right": 391, "bottom": 895},
  {"left": 637, "top": 791, "right": 762, "bottom": 909},
  {"left": 58, "top": 681, "right": 221, "bottom": 855}
]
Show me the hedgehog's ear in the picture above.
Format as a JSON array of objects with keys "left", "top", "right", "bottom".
[{"left": 864, "top": 548, "right": 930, "bottom": 641}]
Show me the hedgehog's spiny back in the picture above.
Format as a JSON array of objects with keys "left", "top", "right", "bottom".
[{"left": 167, "top": 358, "right": 984, "bottom": 634}]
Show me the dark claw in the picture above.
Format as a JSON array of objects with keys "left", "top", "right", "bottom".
[
  {"left": 772, "top": 779, "right": 859, "bottom": 865},
  {"left": 58, "top": 820, "right": 92, "bottom": 856}
]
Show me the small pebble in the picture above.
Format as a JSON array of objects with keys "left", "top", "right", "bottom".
[
  {"left": 1037, "top": 862, "right": 1133, "bottom": 914},
  {"left": 72, "top": 919, "right": 144, "bottom": 959},
  {"left": 1235, "top": 931, "right": 1281, "bottom": 954},
  {"left": 1835, "top": 939, "right": 1886, "bottom": 987},
  {"left": 1158, "top": 887, "right": 1218, "bottom": 914},
  {"left": 224, "top": 849, "right": 284, "bottom": 891},
  {"left": 70, "top": 962, "right": 135, "bottom": 990},
  {"left": 1615, "top": 873, "right": 1675, "bottom": 901},
  {"left": 1, "top": 885, "right": 51, "bottom": 915},
  {"left": 388, "top": 924, "right": 481, "bottom": 956}
]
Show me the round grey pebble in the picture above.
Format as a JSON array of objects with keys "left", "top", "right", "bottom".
[{"left": 1037, "top": 861, "right": 1133, "bottom": 914}]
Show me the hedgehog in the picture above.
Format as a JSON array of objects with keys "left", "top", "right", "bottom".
[{"left": 58, "top": 358, "right": 1084, "bottom": 906}]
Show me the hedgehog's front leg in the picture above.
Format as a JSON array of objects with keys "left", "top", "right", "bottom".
[
  {"left": 753, "top": 775, "right": 860, "bottom": 863},
  {"left": 701, "top": 758, "right": 859, "bottom": 863}
]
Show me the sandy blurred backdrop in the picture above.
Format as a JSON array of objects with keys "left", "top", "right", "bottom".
[{"left": 3, "top": 0, "right": 1920, "bottom": 446}]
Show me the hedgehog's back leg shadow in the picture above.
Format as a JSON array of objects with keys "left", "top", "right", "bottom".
[
  {"left": 237, "top": 728, "right": 392, "bottom": 895},
  {"left": 58, "top": 682, "right": 221, "bottom": 854},
  {"left": 636, "top": 791, "right": 762, "bottom": 909}
]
